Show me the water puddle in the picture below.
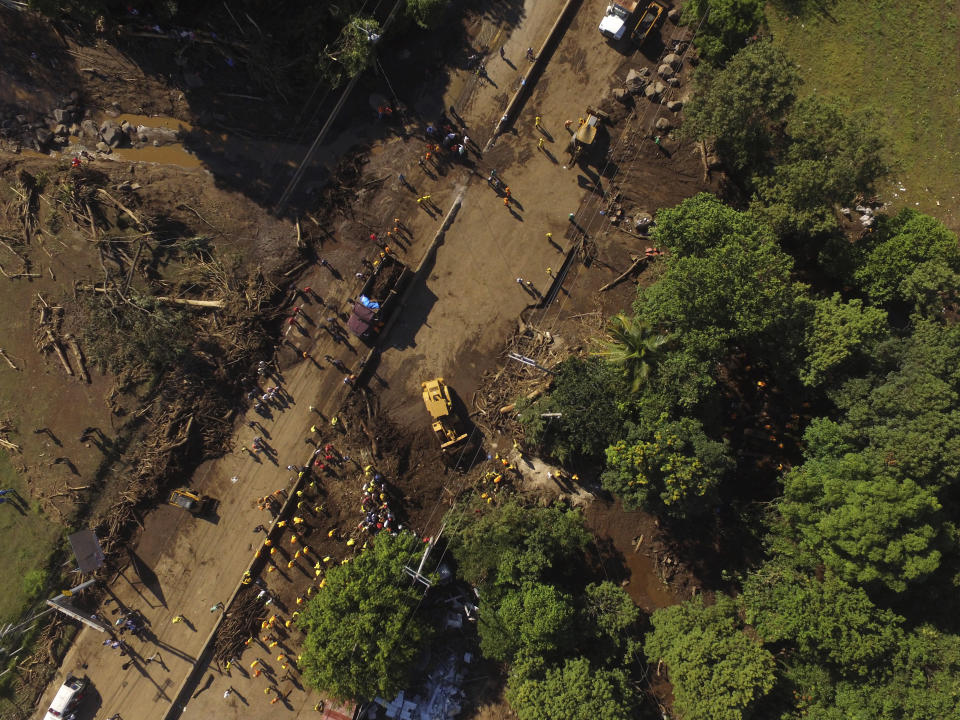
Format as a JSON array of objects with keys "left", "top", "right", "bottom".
[
  {"left": 111, "top": 143, "right": 202, "bottom": 168},
  {"left": 111, "top": 113, "right": 193, "bottom": 132},
  {"left": 94, "top": 113, "right": 201, "bottom": 168}
]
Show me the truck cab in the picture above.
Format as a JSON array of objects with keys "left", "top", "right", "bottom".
[{"left": 599, "top": 0, "right": 640, "bottom": 41}]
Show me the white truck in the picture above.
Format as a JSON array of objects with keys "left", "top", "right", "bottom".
[{"left": 599, "top": 0, "right": 640, "bottom": 41}]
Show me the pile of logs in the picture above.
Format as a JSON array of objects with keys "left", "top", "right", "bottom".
[
  {"left": 212, "top": 585, "right": 267, "bottom": 665},
  {"left": 34, "top": 293, "right": 89, "bottom": 382}
]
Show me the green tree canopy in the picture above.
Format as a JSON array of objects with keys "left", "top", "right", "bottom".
[
  {"left": 479, "top": 582, "right": 576, "bottom": 667},
  {"left": 786, "top": 626, "right": 960, "bottom": 720},
  {"left": 518, "top": 357, "right": 627, "bottom": 462},
  {"left": 506, "top": 657, "right": 639, "bottom": 720},
  {"left": 752, "top": 98, "right": 887, "bottom": 236},
  {"left": 581, "top": 581, "right": 643, "bottom": 666},
  {"left": 636, "top": 195, "right": 808, "bottom": 372},
  {"left": 779, "top": 453, "right": 942, "bottom": 591},
  {"left": 853, "top": 209, "right": 960, "bottom": 313},
  {"left": 320, "top": 16, "right": 381, "bottom": 86},
  {"left": 297, "top": 532, "right": 432, "bottom": 701},
  {"left": 594, "top": 313, "right": 671, "bottom": 392},
  {"left": 405, "top": 0, "right": 448, "bottom": 27},
  {"left": 684, "top": 42, "right": 799, "bottom": 171},
  {"left": 449, "top": 501, "right": 591, "bottom": 604},
  {"left": 681, "top": 0, "right": 766, "bottom": 66},
  {"left": 741, "top": 562, "right": 903, "bottom": 676},
  {"left": 827, "top": 318, "right": 960, "bottom": 490},
  {"left": 652, "top": 191, "right": 777, "bottom": 257},
  {"left": 645, "top": 595, "right": 776, "bottom": 720},
  {"left": 603, "top": 416, "right": 731, "bottom": 517},
  {"left": 800, "top": 293, "right": 889, "bottom": 387}
]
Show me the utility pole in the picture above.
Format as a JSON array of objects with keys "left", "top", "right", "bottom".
[
  {"left": 404, "top": 524, "right": 445, "bottom": 589},
  {"left": 46, "top": 578, "right": 110, "bottom": 633},
  {"left": 275, "top": 0, "right": 408, "bottom": 212}
]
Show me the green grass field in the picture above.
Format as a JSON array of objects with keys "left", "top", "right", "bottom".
[
  {"left": 767, "top": 0, "right": 960, "bottom": 230},
  {"left": 0, "top": 452, "right": 61, "bottom": 622}
]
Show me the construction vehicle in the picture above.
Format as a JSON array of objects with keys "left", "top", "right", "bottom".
[
  {"left": 347, "top": 253, "right": 410, "bottom": 342},
  {"left": 631, "top": 1, "right": 666, "bottom": 46},
  {"left": 168, "top": 488, "right": 213, "bottom": 517},
  {"left": 599, "top": 0, "right": 640, "bottom": 41},
  {"left": 421, "top": 378, "right": 468, "bottom": 455},
  {"left": 570, "top": 107, "right": 609, "bottom": 160}
]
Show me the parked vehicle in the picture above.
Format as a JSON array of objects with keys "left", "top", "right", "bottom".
[
  {"left": 347, "top": 254, "right": 410, "bottom": 341},
  {"left": 632, "top": 1, "right": 666, "bottom": 46},
  {"left": 43, "top": 674, "right": 87, "bottom": 720},
  {"left": 168, "top": 488, "right": 213, "bottom": 516},
  {"left": 421, "top": 378, "right": 468, "bottom": 455},
  {"left": 599, "top": 0, "right": 640, "bottom": 40}
]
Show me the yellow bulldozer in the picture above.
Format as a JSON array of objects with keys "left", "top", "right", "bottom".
[
  {"left": 570, "top": 106, "right": 609, "bottom": 162},
  {"left": 421, "top": 378, "right": 468, "bottom": 455}
]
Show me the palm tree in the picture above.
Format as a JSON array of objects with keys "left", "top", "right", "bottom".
[{"left": 594, "top": 313, "right": 671, "bottom": 392}]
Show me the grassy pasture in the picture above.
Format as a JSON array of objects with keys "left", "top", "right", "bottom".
[{"left": 767, "top": 0, "right": 960, "bottom": 230}]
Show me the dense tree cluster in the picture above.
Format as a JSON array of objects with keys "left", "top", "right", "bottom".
[
  {"left": 450, "top": 502, "right": 643, "bottom": 719},
  {"left": 684, "top": 42, "right": 886, "bottom": 239},
  {"left": 297, "top": 533, "right": 433, "bottom": 701},
  {"left": 518, "top": 36, "right": 960, "bottom": 716}
]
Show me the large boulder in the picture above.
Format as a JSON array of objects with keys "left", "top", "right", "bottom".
[
  {"left": 135, "top": 125, "right": 179, "bottom": 145},
  {"left": 658, "top": 63, "right": 674, "bottom": 78},
  {"left": 655, "top": 117, "right": 673, "bottom": 131},
  {"left": 644, "top": 83, "right": 660, "bottom": 100},
  {"left": 35, "top": 128, "right": 53, "bottom": 146},
  {"left": 100, "top": 122, "right": 122, "bottom": 147},
  {"left": 625, "top": 68, "right": 649, "bottom": 92},
  {"left": 666, "top": 77, "right": 681, "bottom": 87},
  {"left": 80, "top": 119, "right": 98, "bottom": 139},
  {"left": 668, "top": 7, "right": 681, "bottom": 22},
  {"left": 663, "top": 53, "right": 683, "bottom": 71},
  {"left": 666, "top": 100, "right": 683, "bottom": 112}
]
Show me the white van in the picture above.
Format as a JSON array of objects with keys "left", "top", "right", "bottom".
[{"left": 43, "top": 674, "right": 87, "bottom": 720}]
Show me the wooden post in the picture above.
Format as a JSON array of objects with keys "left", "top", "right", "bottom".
[
  {"left": 0, "top": 348, "right": 20, "bottom": 370},
  {"left": 46, "top": 330, "right": 73, "bottom": 376},
  {"left": 65, "top": 335, "right": 90, "bottom": 383}
]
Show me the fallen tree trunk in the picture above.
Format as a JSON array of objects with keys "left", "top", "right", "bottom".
[
  {"left": 97, "top": 188, "right": 146, "bottom": 229},
  {"left": 599, "top": 256, "right": 646, "bottom": 292},
  {"left": 499, "top": 387, "right": 543, "bottom": 414},
  {"left": 0, "top": 348, "right": 19, "bottom": 370},
  {"left": 64, "top": 335, "right": 90, "bottom": 383},
  {"left": 45, "top": 330, "right": 73, "bottom": 376},
  {"left": 89, "top": 286, "right": 225, "bottom": 308},
  {"left": 154, "top": 296, "right": 225, "bottom": 309}
]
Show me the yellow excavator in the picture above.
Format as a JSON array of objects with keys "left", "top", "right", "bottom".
[{"left": 421, "top": 378, "right": 468, "bottom": 455}]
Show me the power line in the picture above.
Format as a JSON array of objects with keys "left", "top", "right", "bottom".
[{"left": 275, "top": 0, "right": 407, "bottom": 211}]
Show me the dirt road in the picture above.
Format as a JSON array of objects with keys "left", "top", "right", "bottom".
[{"left": 33, "top": 0, "right": 709, "bottom": 718}]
